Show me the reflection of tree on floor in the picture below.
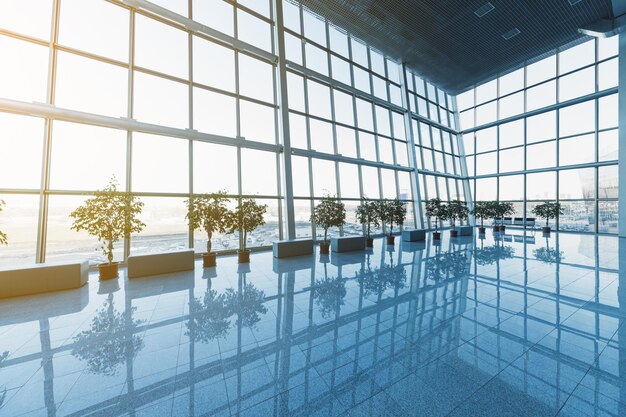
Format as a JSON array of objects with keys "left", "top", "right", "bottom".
[
  {"left": 426, "top": 250, "right": 470, "bottom": 283},
  {"left": 473, "top": 241, "right": 515, "bottom": 266},
  {"left": 534, "top": 237, "right": 564, "bottom": 264},
  {"left": 186, "top": 288, "right": 231, "bottom": 343},
  {"left": 356, "top": 251, "right": 407, "bottom": 297},
  {"left": 313, "top": 262, "right": 347, "bottom": 319},
  {"left": 72, "top": 294, "right": 145, "bottom": 376},
  {"left": 225, "top": 282, "right": 268, "bottom": 329}
]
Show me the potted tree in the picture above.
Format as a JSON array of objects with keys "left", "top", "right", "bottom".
[
  {"left": 70, "top": 178, "right": 144, "bottom": 280},
  {"left": 379, "top": 199, "right": 407, "bottom": 245},
  {"left": 0, "top": 200, "right": 7, "bottom": 246},
  {"left": 470, "top": 201, "right": 492, "bottom": 234},
  {"left": 186, "top": 191, "right": 230, "bottom": 268},
  {"left": 494, "top": 202, "right": 514, "bottom": 232},
  {"left": 532, "top": 201, "right": 563, "bottom": 234},
  {"left": 355, "top": 199, "right": 379, "bottom": 248},
  {"left": 425, "top": 198, "right": 447, "bottom": 240},
  {"left": 447, "top": 200, "right": 469, "bottom": 238},
  {"left": 226, "top": 198, "right": 267, "bottom": 263},
  {"left": 311, "top": 195, "right": 346, "bottom": 254}
]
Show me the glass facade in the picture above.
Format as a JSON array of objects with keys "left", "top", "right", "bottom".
[
  {"left": 458, "top": 37, "right": 619, "bottom": 234},
  {"left": 0, "top": 1, "right": 621, "bottom": 268},
  {"left": 0, "top": 0, "right": 459, "bottom": 266}
]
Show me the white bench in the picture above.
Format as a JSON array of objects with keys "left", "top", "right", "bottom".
[
  {"left": 0, "top": 260, "right": 89, "bottom": 298},
  {"left": 330, "top": 236, "right": 365, "bottom": 253},
  {"left": 402, "top": 229, "right": 426, "bottom": 242},
  {"left": 127, "top": 250, "right": 195, "bottom": 279},
  {"left": 273, "top": 239, "right": 313, "bottom": 258}
]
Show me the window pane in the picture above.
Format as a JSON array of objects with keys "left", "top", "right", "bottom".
[
  {"left": 50, "top": 122, "right": 126, "bottom": 191},
  {"left": 598, "top": 130, "right": 618, "bottom": 162},
  {"left": 499, "top": 68, "right": 524, "bottom": 96},
  {"left": 499, "top": 91, "right": 524, "bottom": 119},
  {"left": 599, "top": 94, "right": 618, "bottom": 129},
  {"left": 559, "top": 101, "right": 595, "bottom": 137},
  {"left": 527, "top": 80, "right": 556, "bottom": 111},
  {"left": 135, "top": 15, "right": 188, "bottom": 79},
  {"left": 598, "top": 58, "right": 618, "bottom": 91},
  {"left": 526, "top": 172, "right": 555, "bottom": 200},
  {"left": 307, "top": 80, "right": 331, "bottom": 120},
  {"left": 132, "top": 133, "right": 189, "bottom": 193},
  {"left": 559, "top": 40, "right": 594, "bottom": 75},
  {"left": 0, "top": 194, "right": 39, "bottom": 265},
  {"left": 476, "top": 152, "right": 497, "bottom": 176},
  {"left": 381, "top": 169, "right": 397, "bottom": 199},
  {"left": 0, "top": 35, "right": 48, "bottom": 102},
  {"left": 55, "top": 52, "right": 128, "bottom": 117},
  {"left": 237, "top": 9, "right": 272, "bottom": 52},
  {"left": 339, "top": 162, "right": 360, "bottom": 198},
  {"left": 303, "top": 11, "right": 326, "bottom": 46},
  {"left": 336, "top": 126, "right": 357, "bottom": 158},
  {"left": 291, "top": 156, "right": 310, "bottom": 197},
  {"left": 193, "top": 0, "right": 233, "bottom": 37},
  {"left": 131, "top": 197, "right": 188, "bottom": 255},
  {"left": 305, "top": 43, "right": 328, "bottom": 75},
  {"left": 193, "top": 141, "right": 238, "bottom": 194},
  {"left": 499, "top": 120, "right": 524, "bottom": 148},
  {"left": 527, "top": 111, "right": 556, "bottom": 143},
  {"left": 475, "top": 177, "right": 497, "bottom": 201},
  {"left": 312, "top": 159, "right": 336, "bottom": 197},
  {"left": 0, "top": 113, "right": 44, "bottom": 189},
  {"left": 559, "top": 134, "right": 594, "bottom": 166},
  {"left": 241, "top": 149, "right": 277, "bottom": 195},
  {"left": 559, "top": 168, "right": 594, "bottom": 199},
  {"left": 134, "top": 72, "right": 188, "bottom": 128},
  {"left": 499, "top": 147, "right": 524, "bottom": 173},
  {"left": 329, "top": 26, "right": 348, "bottom": 57},
  {"left": 527, "top": 55, "right": 556, "bottom": 86},
  {"left": 0, "top": 0, "right": 52, "bottom": 39},
  {"left": 499, "top": 175, "right": 524, "bottom": 200},
  {"left": 193, "top": 88, "right": 236, "bottom": 137},
  {"left": 559, "top": 67, "right": 595, "bottom": 102},
  {"left": 59, "top": 0, "right": 129, "bottom": 61},
  {"left": 239, "top": 54, "right": 274, "bottom": 103},
  {"left": 475, "top": 127, "right": 497, "bottom": 153},
  {"left": 361, "top": 166, "right": 379, "bottom": 199},
  {"left": 193, "top": 36, "right": 235, "bottom": 92},
  {"left": 309, "top": 118, "right": 334, "bottom": 153},
  {"left": 526, "top": 141, "right": 555, "bottom": 170},
  {"left": 240, "top": 100, "right": 275, "bottom": 144},
  {"left": 598, "top": 166, "right": 618, "bottom": 199}
]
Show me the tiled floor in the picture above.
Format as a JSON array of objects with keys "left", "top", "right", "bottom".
[{"left": 0, "top": 231, "right": 624, "bottom": 417}]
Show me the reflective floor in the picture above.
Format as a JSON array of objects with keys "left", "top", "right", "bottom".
[{"left": 0, "top": 231, "right": 624, "bottom": 417}]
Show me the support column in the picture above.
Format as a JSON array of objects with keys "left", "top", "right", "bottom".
[
  {"left": 400, "top": 64, "right": 425, "bottom": 229},
  {"left": 274, "top": 0, "right": 297, "bottom": 239},
  {"left": 619, "top": 33, "right": 626, "bottom": 237}
]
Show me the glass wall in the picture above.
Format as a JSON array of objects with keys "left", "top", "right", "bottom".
[
  {"left": 282, "top": 2, "right": 422, "bottom": 239},
  {"left": 458, "top": 37, "right": 619, "bottom": 233},
  {"left": 0, "top": 0, "right": 453, "bottom": 266},
  {"left": 405, "top": 70, "right": 466, "bottom": 227},
  {"left": 0, "top": 0, "right": 282, "bottom": 264}
]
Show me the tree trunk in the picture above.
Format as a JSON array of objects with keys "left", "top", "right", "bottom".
[
  {"left": 242, "top": 230, "right": 247, "bottom": 251},
  {"left": 324, "top": 228, "right": 328, "bottom": 243},
  {"left": 107, "top": 240, "right": 114, "bottom": 264},
  {"left": 207, "top": 231, "right": 212, "bottom": 253}
]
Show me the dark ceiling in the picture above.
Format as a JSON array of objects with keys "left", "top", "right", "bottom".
[{"left": 295, "top": 0, "right": 614, "bottom": 94}]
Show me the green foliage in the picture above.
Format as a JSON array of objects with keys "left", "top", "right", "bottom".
[
  {"left": 424, "top": 198, "right": 447, "bottom": 231},
  {"left": 72, "top": 295, "right": 145, "bottom": 376},
  {"left": 226, "top": 198, "right": 267, "bottom": 251},
  {"left": 470, "top": 201, "right": 494, "bottom": 227},
  {"left": 186, "top": 191, "right": 230, "bottom": 253},
  {"left": 532, "top": 201, "right": 563, "bottom": 227},
  {"left": 0, "top": 200, "right": 7, "bottom": 245},
  {"left": 355, "top": 199, "right": 380, "bottom": 238},
  {"left": 446, "top": 200, "right": 469, "bottom": 229},
  {"left": 69, "top": 178, "right": 144, "bottom": 264},
  {"left": 311, "top": 195, "right": 346, "bottom": 242},
  {"left": 186, "top": 289, "right": 231, "bottom": 343},
  {"left": 378, "top": 199, "right": 407, "bottom": 236},
  {"left": 494, "top": 201, "right": 515, "bottom": 220}
]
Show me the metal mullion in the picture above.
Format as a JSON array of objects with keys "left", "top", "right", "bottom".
[
  {"left": 386, "top": 63, "right": 401, "bottom": 203},
  {"left": 298, "top": 5, "right": 315, "bottom": 239},
  {"left": 594, "top": 38, "right": 600, "bottom": 234},
  {"left": 234, "top": 1, "right": 243, "bottom": 246},
  {"left": 401, "top": 65, "right": 424, "bottom": 228},
  {"left": 556, "top": 47, "right": 561, "bottom": 230},
  {"left": 124, "top": 9, "right": 135, "bottom": 261},
  {"left": 496, "top": 75, "right": 500, "bottom": 203},
  {"left": 275, "top": 0, "right": 295, "bottom": 239},
  {"left": 187, "top": 16, "right": 194, "bottom": 250},
  {"left": 523, "top": 62, "right": 528, "bottom": 222},
  {"left": 36, "top": 0, "right": 60, "bottom": 264},
  {"left": 367, "top": 49, "right": 384, "bottom": 206}
]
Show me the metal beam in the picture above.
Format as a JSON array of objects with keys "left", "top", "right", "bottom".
[
  {"left": 275, "top": 0, "right": 297, "bottom": 239},
  {"left": 0, "top": 98, "right": 283, "bottom": 154},
  {"left": 117, "top": 0, "right": 278, "bottom": 64},
  {"left": 618, "top": 33, "right": 626, "bottom": 238}
]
